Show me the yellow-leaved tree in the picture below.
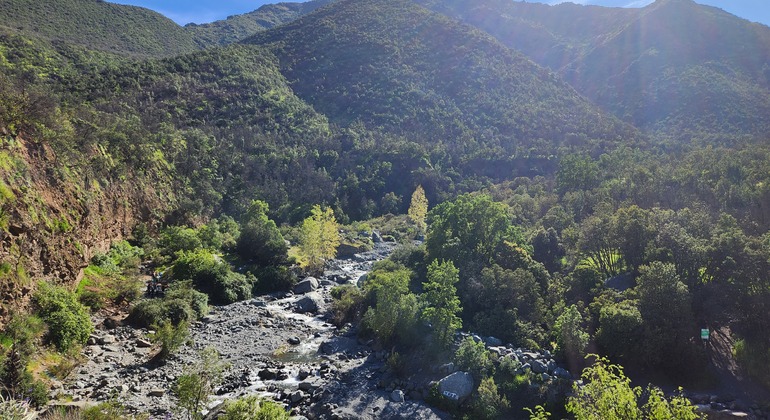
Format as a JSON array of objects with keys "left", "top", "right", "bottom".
[
  {"left": 299, "top": 205, "right": 340, "bottom": 273},
  {"left": 408, "top": 185, "right": 428, "bottom": 233}
]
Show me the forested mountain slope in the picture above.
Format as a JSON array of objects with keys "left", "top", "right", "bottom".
[
  {"left": 246, "top": 0, "right": 638, "bottom": 158},
  {"left": 422, "top": 0, "right": 770, "bottom": 142},
  {"left": 185, "top": 0, "right": 335, "bottom": 47},
  {"left": 0, "top": 0, "right": 199, "bottom": 57}
]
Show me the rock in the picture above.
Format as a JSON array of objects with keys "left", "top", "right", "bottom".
[
  {"left": 483, "top": 336, "right": 503, "bottom": 347},
  {"left": 320, "top": 337, "right": 358, "bottom": 355},
  {"left": 390, "top": 389, "right": 405, "bottom": 402},
  {"left": 437, "top": 371, "right": 474, "bottom": 402},
  {"left": 98, "top": 335, "right": 116, "bottom": 345},
  {"left": 439, "top": 362, "right": 456, "bottom": 375},
  {"left": 531, "top": 359, "right": 547, "bottom": 374},
  {"left": 148, "top": 389, "right": 165, "bottom": 397},
  {"left": 372, "top": 231, "right": 383, "bottom": 243},
  {"left": 298, "top": 369, "right": 310, "bottom": 380},
  {"left": 553, "top": 367, "right": 571, "bottom": 379},
  {"left": 288, "top": 337, "right": 301, "bottom": 345},
  {"left": 259, "top": 369, "right": 278, "bottom": 380},
  {"left": 290, "top": 391, "right": 305, "bottom": 403},
  {"left": 541, "top": 373, "right": 551, "bottom": 382},
  {"left": 293, "top": 277, "right": 320, "bottom": 294},
  {"left": 136, "top": 338, "right": 152, "bottom": 348},
  {"left": 295, "top": 292, "right": 324, "bottom": 313}
]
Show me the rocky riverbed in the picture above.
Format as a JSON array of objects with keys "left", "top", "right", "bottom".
[{"left": 54, "top": 240, "right": 450, "bottom": 419}]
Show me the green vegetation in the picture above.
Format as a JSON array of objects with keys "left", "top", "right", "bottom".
[
  {"left": 33, "top": 282, "right": 92, "bottom": 352},
  {"left": 299, "top": 205, "right": 341, "bottom": 273},
  {"left": 221, "top": 395, "right": 290, "bottom": 420},
  {"left": 174, "top": 347, "right": 228, "bottom": 420}
]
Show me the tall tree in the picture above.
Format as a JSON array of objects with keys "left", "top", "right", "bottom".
[
  {"left": 299, "top": 205, "right": 341, "bottom": 273},
  {"left": 408, "top": 184, "right": 428, "bottom": 233},
  {"left": 421, "top": 260, "right": 462, "bottom": 347}
]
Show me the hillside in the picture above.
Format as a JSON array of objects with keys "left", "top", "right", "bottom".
[
  {"left": 0, "top": 0, "right": 199, "bottom": 57},
  {"left": 185, "top": 0, "right": 335, "bottom": 48},
  {"left": 246, "top": 0, "right": 638, "bottom": 157},
  {"left": 422, "top": 0, "right": 770, "bottom": 142}
]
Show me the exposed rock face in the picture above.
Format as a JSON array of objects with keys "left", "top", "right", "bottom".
[
  {"left": 437, "top": 371, "right": 474, "bottom": 402},
  {"left": 0, "top": 136, "right": 169, "bottom": 321}
]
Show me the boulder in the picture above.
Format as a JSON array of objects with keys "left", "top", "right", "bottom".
[
  {"left": 135, "top": 338, "right": 152, "bottom": 348},
  {"left": 483, "top": 336, "right": 503, "bottom": 347},
  {"left": 437, "top": 371, "right": 474, "bottom": 402},
  {"left": 288, "top": 337, "right": 301, "bottom": 345},
  {"left": 293, "top": 277, "right": 320, "bottom": 294},
  {"left": 531, "top": 359, "right": 548, "bottom": 374},
  {"left": 148, "top": 389, "right": 165, "bottom": 397},
  {"left": 290, "top": 391, "right": 305, "bottom": 403},
  {"left": 391, "top": 389, "right": 405, "bottom": 402},
  {"left": 295, "top": 292, "right": 324, "bottom": 313},
  {"left": 258, "top": 369, "right": 278, "bottom": 380},
  {"left": 372, "top": 231, "right": 383, "bottom": 243},
  {"left": 553, "top": 367, "right": 571, "bottom": 379}
]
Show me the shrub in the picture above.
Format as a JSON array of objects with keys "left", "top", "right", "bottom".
[
  {"left": 330, "top": 284, "right": 365, "bottom": 326},
  {"left": 251, "top": 265, "right": 296, "bottom": 294},
  {"left": 0, "top": 394, "right": 35, "bottom": 419},
  {"left": 151, "top": 320, "right": 189, "bottom": 360},
  {"left": 34, "top": 282, "right": 93, "bottom": 352},
  {"left": 175, "top": 347, "right": 227, "bottom": 419},
  {"left": 173, "top": 249, "right": 253, "bottom": 304},
  {"left": 455, "top": 337, "right": 492, "bottom": 380},
  {"left": 222, "top": 395, "right": 290, "bottom": 420},
  {"left": 471, "top": 377, "right": 510, "bottom": 419}
]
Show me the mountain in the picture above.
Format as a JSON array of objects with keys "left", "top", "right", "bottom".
[
  {"left": 185, "top": 0, "right": 335, "bottom": 48},
  {"left": 421, "top": 0, "right": 770, "bottom": 141},
  {"left": 245, "top": 0, "right": 638, "bottom": 157},
  {"left": 0, "top": 0, "right": 199, "bottom": 57}
]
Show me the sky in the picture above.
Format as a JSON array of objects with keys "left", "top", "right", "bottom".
[{"left": 111, "top": 0, "right": 770, "bottom": 27}]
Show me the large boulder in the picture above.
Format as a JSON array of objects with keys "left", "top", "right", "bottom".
[
  {"left": 437, "top": 371, "right": 474, "bottom": 402},
  {"left": 531, "top": 359, "right": 548, "bottom": 374},
  {"left": 295, "top": 292, "right": 324, "bottom": 313},
  {"left": 293, "top": 277, "right": 319, "bottom": 294}
]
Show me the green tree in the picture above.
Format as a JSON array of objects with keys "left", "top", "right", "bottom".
[
  {"left": 421, "top": 260, "right": 462, "bottom": 348},
  {"left": 222, "top": 396, "right": 290, "bottom": 420},
  {"left": 173, "top": 249, "right": 253, "bottom": 304},
  {"left": 636, "top": 262, "right": 695, "bottom": 369},
  {"left": 175, "top": 347, "right": 228, "bottom": 420},
  {"left": 566, "top": 357, "right": 642, "bottom": 420},
  {"left": 299, "top": 205, "right": 341, "bottom": 273},
  {"left": 235, "top": 200, "right": 288, "bottom": 266},
  {"left": 455, "top": 337, "right": 492, "bottom": 380},
  {"left": 362, "top": 266, "right": 420, "bottom": 346},
  {"left": 408, "top": 184, "right": 428, "bottom": 232},
  {"left": 151, "top": 320, "right": 189, "bottom": 360},
  {"left": 554, "top": 304, "right": 589, "bottom": 373},
  {"left": 472, "top": 377, "right": 510, "bottom": 419}
]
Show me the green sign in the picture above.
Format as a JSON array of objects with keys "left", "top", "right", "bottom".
[{"left": 701, "top": 329, "right": 709, "bottom": 340}]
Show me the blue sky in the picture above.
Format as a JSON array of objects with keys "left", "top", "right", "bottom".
[{"left": 111, "top": 0, "right": 770, "bottom": 27}]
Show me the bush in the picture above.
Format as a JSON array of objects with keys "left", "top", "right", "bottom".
[
  {"left": 330, "top": 284, "right": 365, "bottom": 326},
  {"left": 151, "top": 320, "right": 189, "bottom": 359},
  {"left": 251, "top": 265, "right": 296, "bottom": 294},
  {"left": 455, "top": 337, "right": 492, "bottom": 380},
  {"left": 471, "top": 377, "right": 511, "bottom": 419},
  {"left": 34, "top": 282, "right": 93, "bottom": 352},
  {"left": 0, "top": 394, "right": 35, "bottom": 419},
  {"left": 173, "top": 249, "right": 253, "bottom": 304},
  {"left": 127, "top": 285, "right": 208, "bottom": 329},
  {"left": 222, "top": 395, "right": 290, "bottom": 420}
]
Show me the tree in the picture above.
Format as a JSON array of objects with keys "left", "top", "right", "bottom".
[
  {"left": 299, "top": 205, "right": 341, "bottom": 273},
  {"left": 566, "top": 357, "right": 642, "bottom": 420},
  {"left": 175, "top": 347, "right": 228, "bottom": 420},
  {"left": 421, "top": 260, "right": 462, "bottom": 348},
  {"left": 235, "top": 200, "right": 288, "bottom": 266},
  {"left": 408, "top": 185, "right": 428, "bottom": 232},
  {"left": 636, "top": 262, "right": 695, "bottom": 369},
  {"left": 362, "top": 266, "right": 420, "bottom": 346},
  {"left": 554, "top": 304, "right": 589, "bottom": 374}
]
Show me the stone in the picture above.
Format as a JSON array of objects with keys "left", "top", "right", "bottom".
[
  {"left": 148, "top": 389, "right": 165, "bottom": 397},
  {"left": 293, "top": 277, "right": 320, "bottom": 294},
  {"left": 136, "top": 338, "right": 152, "bottom": 348},
  {"left": 98, "top": 335, "right": 116, "bottom": 345},
  {"left": 288, "top": 337, "right": 301, "bottom": 345},
  {"left": 437, "top": 371, "right": 474, "bottom": 402},
  {"left": 531, "top": 359, "right": 547, "bottom": 374},
  {"left": 483, "top": 336, "right": 503, "bottom": 347},
  {"left": 258, "top": 369, "right": 278, "bottom": 380},
  {"left": 391, "top": 389, "right": 405, "bottom": 402},
  {"left": 298, "top": 369, "right": 311, "bottom": 380},
  {"left": 295, "top": 292, "right": 324, "bottom": 313},
  {"left": 553, "top": 367, "right": 571, "bottom": 379},
  {"left": 372, "top": 231, "right": 383, "bottom": 243},
  {"left": 439, "top": 362, "right": 456, "bottom": 375},
  {"left": 290, "top": 391, "right": 305, "bottom": 403}
]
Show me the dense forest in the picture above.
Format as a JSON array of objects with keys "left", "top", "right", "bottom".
[{"left": 0, "top": 0, "right": 769, "bottom": 418}]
